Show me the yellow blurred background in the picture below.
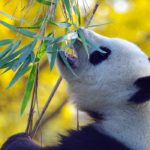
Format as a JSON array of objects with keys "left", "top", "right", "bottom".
[{"left": 0, "top": 0, "right": 150, "bottom": 146}]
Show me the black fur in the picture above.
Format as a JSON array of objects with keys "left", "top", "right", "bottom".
[
  {"left": 60, "top": 125, "right": 130, "bottom": 150},
  {"left": 1, "top": 125, "right": 131, "bottom": 150},
  {"left": 85, "top": 110, "right": 104, "bottom": 121},
  {"left": 89, "top": 46, "right": 111, "bottom": 65},
  {"left": 129, "top": 76, "right": 150, "bottom": 103}
]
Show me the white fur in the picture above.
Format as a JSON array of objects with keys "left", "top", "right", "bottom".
[{"left": 57, "top": 28, "right": 150, "bottom": 150}]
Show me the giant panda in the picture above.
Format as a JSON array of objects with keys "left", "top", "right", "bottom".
[{"left": 2, "top": 28, "right": 150, "bottom": 150}]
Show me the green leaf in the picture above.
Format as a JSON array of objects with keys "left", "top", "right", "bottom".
[
  {"left": 87, "top": 22, "right": 111, "bottom": 28},
  {"left": 37, "top": 41, "right": 47, "bottom": 60},
  {"left": 73, "top": 6, "right": 81, "bottom": 26},
  {"left": 0, "top": 39, "right": 22, "bottom": 61},
  {"left": 30, "top": 52, "right": 35, "bottom": 63},
  {"left": 37, "top": 0, "right": 57, "bottom": 5},
  {"left": 1, "top": 67, "right": 12, "bottom": 75},
  {"left": 50, "top": 52, "right": 57, "bottom": 70},
  {"left": 0, "top": 44, "right": 13, "bottom": 59},
  {"left": 0, "top": 20, "right": 36, "bottom": 38},
  {"left": 48, "top": 21, "right": 71, "bottom": 28},
  {"left": 52, "top": 32, "right": 78, "bottom": 44},
  {"left": 47, "top": 44, "right": 58, "bottom": 70},
  {"left": 0, "top": 59, "right": 18, "bottom": 74},
  {"left": 7, "top": 58, "right": 31, "bottom": 89},
  {"left": 37, "top": 33, "right": 54, "bottom": 60},
  {"left": 86, "top": 40, "right": 107, "bottom": 54},
  {"left": 17, "top": 26, "right": 40, "bottom": 29},
  {"left": 58, "top": 51, "right": 77, "bottom": 77},
  {"left": 0, "top": 58, "right": 18, "bottom": 69},
  {"left": 0, "top": 39, "right": 12, "bottom": 46},
  {"left": 63, "top": 0, "right": 72, "bottom": 20},
  {"left": 21, "top": 65, "right": 37, "bottom": 115},
  {"left": 12, "top": 40, "right": 37, "bottom": 71},
  {"left": 77, "top": 29, "right": 89, "bottom": 57},
  {"left": 0, "top": 10, "right": 28, "bottom": 22},
  {"left": 9, "top": 39, "right": 22, "bottom": 55},
  {"left": 0, "top": 49, "right": 24, "bottom": 68}
]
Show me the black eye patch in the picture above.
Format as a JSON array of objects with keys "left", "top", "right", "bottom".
[{"left": 89, "top": 46, "right": 111, "bottom": 65}]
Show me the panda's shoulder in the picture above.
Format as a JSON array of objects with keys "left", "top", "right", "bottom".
[{"left": 57, "top": 125, "right": 131, "bottom": 150}]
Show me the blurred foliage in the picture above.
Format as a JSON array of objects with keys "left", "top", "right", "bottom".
[{"left": 0, "top": 0, "right": 150, "bottom": 146}]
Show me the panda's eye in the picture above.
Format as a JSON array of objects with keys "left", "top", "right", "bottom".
[{"left": 89, "top": 46, "right": 111, "bottom": 65}]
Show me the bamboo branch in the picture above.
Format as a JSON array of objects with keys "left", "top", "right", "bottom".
[
  {"left": 85, "top": 2, "right": 100, "bottom": 28},
  {"left": 26, "top": 64, "right": 39, "bottom": 134},
  {"left": 36, "top": 99, "right": 68, "bottom": 131},
  {"left": 30, "top": 76, "right": 62, "bottom": 137}
]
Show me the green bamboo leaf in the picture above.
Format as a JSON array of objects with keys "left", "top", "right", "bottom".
[
  {"left": 0, "top": 58, "right": 18, "bottom": 69},
  {"left": 73, "top": 6, "right": 81, "bottom": 26},
  {"left": 0, "top": 10, "right": 28, "bottom": 22},
  {"left": 86, "top": 40, "right": 107, "bottom": 54},
  {"left": 17, "top": 26, "right": 40, "bottom": 29},
  {"left": 52, "top": 32, "right": 78, "bottom": 44},
  {"left": 30, "top": 52, "right": 35, "bottom": 63},
  {"left": 1, "top": 67, "right": 12, "bottom": 75},
  {"left": 21, "top": 65, "right": 36, "bottom": 115},
  {"left": 33, "top": 18, "right": 43, "bottom": 26},
  {"left": 7, "top": 58, "right": 31, "bottom": 89},
  {"left": 48, "top": 21, "right": 71, "bottom": 28},
  {"left": 77, "top": 29, "right": 89, "bottom": 57},
  {"left": 37, "top": 0, "right": 57, "bottom": 5},
  {"left": 63, "top": 0, "right": 72, "bottom": 20},
  {"left": 59, "top": 51, "right": 77, "bottom": 77},
  {"left": 0, "top": 39, "right": 22, "bottom": 62},
  {"left": 0, "top": 44, "right": 13, "bottom": 59},
  {"left": 9, "top": 39, "right": 22, "bottom": 55},
  {"left": 47, "top": 44, "right": 58, "bottom": 70},
  {"left": 0, "top": 49, "right": 24, "bottom": 68},
  {"left": 37, "top": 41, "right": 47, "bottom": 60},
  {"left": 0, "top": 20, "right": 36, "bottom": 38},
  {"left": 88, "top": 22, "right": 111, "bottom": 28},
  {"left": 0, "top": 59, "right": 18, "bottom": 74},
  {"left": 37, "top": 33, "right": 54, "bottom": 60},
  {"left": 0, "top": 39, "right": 13, "bottom": 46},
  {"left": 12, "top": 40, "right": 37, "bottom": 71},
  {"left": 50, "top": 52, "right": 57, "bottom": 70}
]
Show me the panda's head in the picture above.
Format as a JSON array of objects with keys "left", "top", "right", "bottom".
[{"left": 57, "top": 28, "right": 150, "bottom": 114}]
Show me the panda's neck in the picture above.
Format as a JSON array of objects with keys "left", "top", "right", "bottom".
[{"left": 95, "top": 103, "right": 150, "bottom": 150}]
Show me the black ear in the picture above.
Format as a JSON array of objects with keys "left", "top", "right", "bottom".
[{"left": 129, "top": 76, "right": 150, "bottom": 104}]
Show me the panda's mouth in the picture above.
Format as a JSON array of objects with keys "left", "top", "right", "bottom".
[{"left": 58, "top": 47, "right": 79, "bottom": 68}]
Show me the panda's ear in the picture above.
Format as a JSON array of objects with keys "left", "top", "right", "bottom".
[{"left": 129, "top": 76, "right": 150, "bottom": 104}]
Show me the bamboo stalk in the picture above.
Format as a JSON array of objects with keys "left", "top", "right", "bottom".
[
  {"left": 85, "top": 2, "right": 100, "bottom": 28},
  {"left": 30, "top": 76, "right": 62, "bottom": 137},
  {"left": 26, "top": 64, "right": 39, "bottom": 134}
]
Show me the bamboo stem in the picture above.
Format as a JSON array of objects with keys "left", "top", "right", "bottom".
[
  {"left": 85, "top": 2, "right": 100, "bottom": 28},
  {"left": 30, "top": 76, "right": 62, "bottom": 137},
  {"left": 26, "top": 64, "right": 39, "bottom": 134}
]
